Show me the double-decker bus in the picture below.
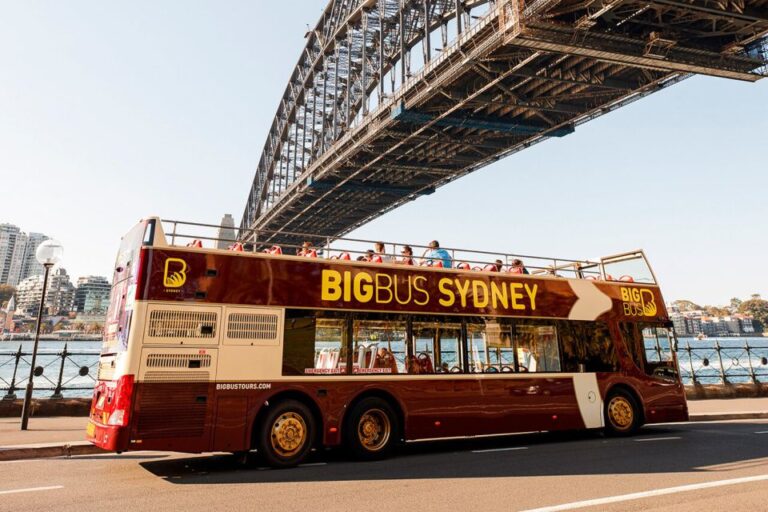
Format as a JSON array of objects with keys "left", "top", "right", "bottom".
[{"left": 87, "top": 218, "right": 687, "bottom": 467}]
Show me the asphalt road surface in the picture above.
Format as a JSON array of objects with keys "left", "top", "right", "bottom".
[{"left": 2, "top": 420, "right": 767, "bottom": 512}]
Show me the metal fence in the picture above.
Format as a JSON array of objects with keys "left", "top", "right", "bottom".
[
  {"left": 1, "top": 340, "right": 767, "bottom": 399},
  {"left": 0, "top": 345, "right": 99, "bottom": 400}
]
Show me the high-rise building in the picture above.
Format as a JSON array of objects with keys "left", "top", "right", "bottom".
[
  {"left": 74, "top": 276, "right": 111, "bottom": 313},
  {"left": 0, "top": 224, "right": 51, "bottom": 285},
  {"left": 16, "top": 267, "right": 75, "bottom": 315},
  {"left": 216, "top": 214, "right": 237, "bottom": 249}
]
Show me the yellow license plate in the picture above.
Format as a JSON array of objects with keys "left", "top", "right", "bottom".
[{"left": 86, "top": 421, "right": 96, "bottom": 438}]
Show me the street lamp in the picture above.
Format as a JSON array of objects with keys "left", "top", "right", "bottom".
[{"left": 20, "top": 240, "right": 63, "bottom": 430}]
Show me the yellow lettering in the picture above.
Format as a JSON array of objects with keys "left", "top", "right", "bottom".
[
  {"left": 473, "top": 280, "right": 489, "bottom": 308},
  {"left": 438, "top": 278, "right": 455, "bottom": 307},
  {"left": 510, "top": 283, "right": 525, "bottom": 310},
  {"left": 393, "top": 275, "right": 412, "bottom": 305},
  {"left": 524, "top": 283, "right": 538, "bottom": 311},
  {"left": 620, "top": 287, "right": 630, "bottom": 302},
  {"left": 375, "top": 273, "right": 393, "bottom": 304},
  {"left": 354, "top": 272, "right": 373, "bottom": 303},
  {"left": 490, "top": 281, "right": 508, "bottom": 309},
  {"left": 413, "top": 276, "right": 429, "bottom": 306},
  {"left": 631, "top": 288, "right": 641, "bottom": 302},
  {"left": 343, "top": 271, "right": 352, "bottom": 301},
  {"left": 321, "top": 270, "right": 342, "bottom": 301},
  {"left": 454, "top": 279, "right": 471, "bottom": 308}
]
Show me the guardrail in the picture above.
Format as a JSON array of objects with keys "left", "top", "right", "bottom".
[
  {"left": 0, "top": 345, "right": 99, "bottom": 400},
  {"left": 2, "top": 340, "right": 766, "bottom": 398}
]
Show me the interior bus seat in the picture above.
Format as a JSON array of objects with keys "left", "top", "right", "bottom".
[{"left": 329, "top": 349, "right": 340, "bottom": 370}]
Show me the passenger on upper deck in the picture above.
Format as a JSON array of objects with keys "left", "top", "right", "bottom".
[
  {"left": 297, "top": 241, "right": 313, "bottom": 257},
  {"left": 398, "top": 245, "right": 414, "bottom": 265},
  {"left": 422, "top": 240, "right": 452, "bottom": 269},
  {"left": 494, "top": 259, "right": 504, "bottom": 272},
  {"left": 374, "top": 241, "right": 391, "bottom": 263},
  {"left": 510, "top": 258, "right": 529, "bottom": 274}
]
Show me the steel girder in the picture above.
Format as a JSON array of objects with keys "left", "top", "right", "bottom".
[{"left": 240, "top": 0, "right": 767, "bottom": 246}]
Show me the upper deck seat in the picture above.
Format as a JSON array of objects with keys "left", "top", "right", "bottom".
[
  {"left": 268, "top": 245, "right": 282, "bottom": 255},
  {"left": 483, "top": 264, "right": 498, "bottom": 272},
  {"left": 371, "top": 255, "right": 383, "bottom": 264},
  {"left": 456, "top": 262, "right": 471, "bottom": 270},
  {"left": 187, "top": 239, "right": 203, "bottom": 248},
  {"left": 508, "top": 267, "right": 523, "bottom": 274},
  {"left": 619, "top": 275, "right": 634, "bottom": 282},
  {"left": 340, "top": 252, "right": 351, "bottom": 260},
  {"left": 306, "top": 249, "right": 318, "bottom": 258},
  {"left": 228, "top": 242, "right": 244, "bottom": 252}
]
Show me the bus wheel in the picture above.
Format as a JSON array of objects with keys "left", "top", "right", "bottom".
[
  {"left": 258, "top": 400, "right": 315, "bottom": 468},
  {"left": 345, "top": 397, "right": 398, "bottom": 461},
  {"left": 604, "top": 389, "right": 640, "bottom": 436}
]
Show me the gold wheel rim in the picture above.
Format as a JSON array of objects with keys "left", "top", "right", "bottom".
[
  {"left": 608, "top": 396, "right": 634, "bottom": 430},
  {"left": 357, "top": 408, "right": 392, "bottom": 452},
  {"left": 270, "top": 412, "right": 307, "bottom": 457}
]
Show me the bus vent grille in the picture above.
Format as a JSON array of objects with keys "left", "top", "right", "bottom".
[
  {"left": 136, "top": 383, "right": 207, "bottom": 438},
  {"left": 145, "top": 353, "right": 212, "bottom": 368},
  {"left": 148, "top": 310, "right": 217, "bottom": 338},
  {"left": 143, "top": 371, "right": 211, "bottom": 382},
  {"left": 226, "top": 312, "right": 279, "bottom": 340}
]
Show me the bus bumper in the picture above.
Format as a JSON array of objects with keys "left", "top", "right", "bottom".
[{"left": 86, "top": 420, "right": 130, "bottom": 452}]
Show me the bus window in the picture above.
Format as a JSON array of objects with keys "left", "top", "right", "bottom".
[
  {"left": 515, "top": 323, "right": 561, "bottom": 372},
  {"left": 411, "top": 322, "right": 462, "bottom": 374},
  {"left": 566, "top": 322, "right": 618, "bottom": 372},
  {"left": 282, "top": 311, "right": 348, "bottom": 375},
  {"left": 468, "top": 320, "right": 513, "bottom": 373},
  {"left": 622, "top": 323, "right": 677, "bottom": 380},
  {"left": 619, "top": 323, "right": 645, "bottom": 372},
  {"left": 352, "top": 320, "right": 406, "bottom": 374}
]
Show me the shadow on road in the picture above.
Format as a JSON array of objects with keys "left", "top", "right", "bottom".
[{"left": 140, "top": 421, "right": 768, "bottom": 484}]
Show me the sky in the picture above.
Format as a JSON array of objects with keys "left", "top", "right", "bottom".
[{"left": 0, "top": 1, "right": 766, "bottom": 306}]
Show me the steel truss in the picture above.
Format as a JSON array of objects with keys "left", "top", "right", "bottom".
[{"left": 240, "top": 0, "right": 768, "bottom": 247}]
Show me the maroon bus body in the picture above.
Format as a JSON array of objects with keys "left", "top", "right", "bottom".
[{"left": 88, "top": 246, "right": 688, "bottom": 454}]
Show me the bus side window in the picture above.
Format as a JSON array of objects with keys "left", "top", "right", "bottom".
[
  {"left": 578, "top": 322, "right": 618, "bottom": 372},
  {"left": 468, "top": 320, "right": 513, "bottom": 373},
  {"left": 281, "top": 310, "right": 348, "bottom": 376},
  {"left": 352, "top": 320, "right": 406, "bottom": 375},
  {"left": 514, "top": 322, "right": 562, "bottom": 372},
  {"left": 411, "top": 321, "right": 462, "bottom": 374},
  {"left": 619, "top": 323, "right": 645, "bottom": 372}
]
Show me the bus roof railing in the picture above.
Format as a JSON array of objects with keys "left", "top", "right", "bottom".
[{"left": 153, "top": 218, "right": 657, "bottom": 284}]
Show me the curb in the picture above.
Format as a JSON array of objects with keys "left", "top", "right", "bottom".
[
  {"left": 689, "top": 412, "right": 768, "bottom": 422},
  {"left": 0, "top": 442, "right": 105, "bottom": 462}
]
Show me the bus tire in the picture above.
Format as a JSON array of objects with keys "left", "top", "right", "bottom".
[
  {"left": 345, "top": 397, "right": 398, "bottom": 461},
  {"left": 258, "top": 399, "right": 315, "bottom": 468},
  {"left": 604, "top": 389, "right": 641, "bottom": 436}
]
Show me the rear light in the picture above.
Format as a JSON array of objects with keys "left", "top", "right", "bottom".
[{"left": 107, "top": 374, "right": 135, "bottom": 427}]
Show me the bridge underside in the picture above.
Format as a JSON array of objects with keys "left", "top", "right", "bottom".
[{"left": 242, "top": 0, "right": 768, "bottom": 248}]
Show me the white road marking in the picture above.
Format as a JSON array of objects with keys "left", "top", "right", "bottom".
[
  {"left": 298, "top": 462, "right": 326, "bottom": 467},
  {"left": 0, "top": 485, "right": 63, "bottom": 496},
  {"left": 634, "top": 436, "right": 681, "bottom": 442},
  {"left": 472, "top": 446, "right": 528, "bottom": 453},
  {"left": 518, "top": 474, "right": 768, "bottom": 512},
  {"left": 754, "top": 431, "right": 768, "bottom": 434}
]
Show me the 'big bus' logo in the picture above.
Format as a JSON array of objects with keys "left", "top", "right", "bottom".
[
  {"left": 620, "top": 287, "right": 657, "bottom": 317},
  {"left": 163, "top": 258, "right": 188, "bottom": 288}
]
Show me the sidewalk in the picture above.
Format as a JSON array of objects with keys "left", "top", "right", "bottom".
[{"left": 1, "top": 399, "right": 767, "bottom": 461}]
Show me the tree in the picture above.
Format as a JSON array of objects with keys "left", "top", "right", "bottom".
[
  {"left": 730, "top": 297, "right": 742, "bottom": 312},
  {"left": 0, "top": 284, "right": 15, "bottom": 307},
  {"left": 705, "top": 306, "right": 730, "bottom": 318},
  {"left": 739, "top": 298, "right": 768, "bottom": 331}
]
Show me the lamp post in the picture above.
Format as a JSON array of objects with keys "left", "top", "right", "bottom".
[{"left": 20, "top": 240, "right": 63, "bottom": 430}]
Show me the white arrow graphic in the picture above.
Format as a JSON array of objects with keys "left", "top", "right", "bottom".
[{"left": 567, "top": 280, "right": 613, "bottom": 321}]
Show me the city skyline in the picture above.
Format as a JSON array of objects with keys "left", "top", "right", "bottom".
[{"left": 0, "top": 1, "right": 766, "bottom": 306}]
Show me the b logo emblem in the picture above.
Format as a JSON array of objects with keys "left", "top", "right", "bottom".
[
  {"left": 620, "top": 287, "right": 657, "bottom": 317},
  {"left": 163, "top": 258, "right": 188, "bottom": 288}
]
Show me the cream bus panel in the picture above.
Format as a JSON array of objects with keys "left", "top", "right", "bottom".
[
  {"left": 222, "top": 307, "right": 283, "bottom": 346},
  {"left": 143, "top": 303, "right": 221, "bottom": 346},
  {"left": 138, "top": 347, "right": 218, "bottom": 383},
  {"left": 216, "top": 345, "right": 283, "bottom": 381}
]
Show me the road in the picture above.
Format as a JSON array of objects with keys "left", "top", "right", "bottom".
[{"left": 1, "top": 420, "right": 767, "bottom": 512}]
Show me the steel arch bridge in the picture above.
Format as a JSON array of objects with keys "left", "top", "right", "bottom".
[{"left": 240, "top": 0, "right": 768, "bottom": 246}]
